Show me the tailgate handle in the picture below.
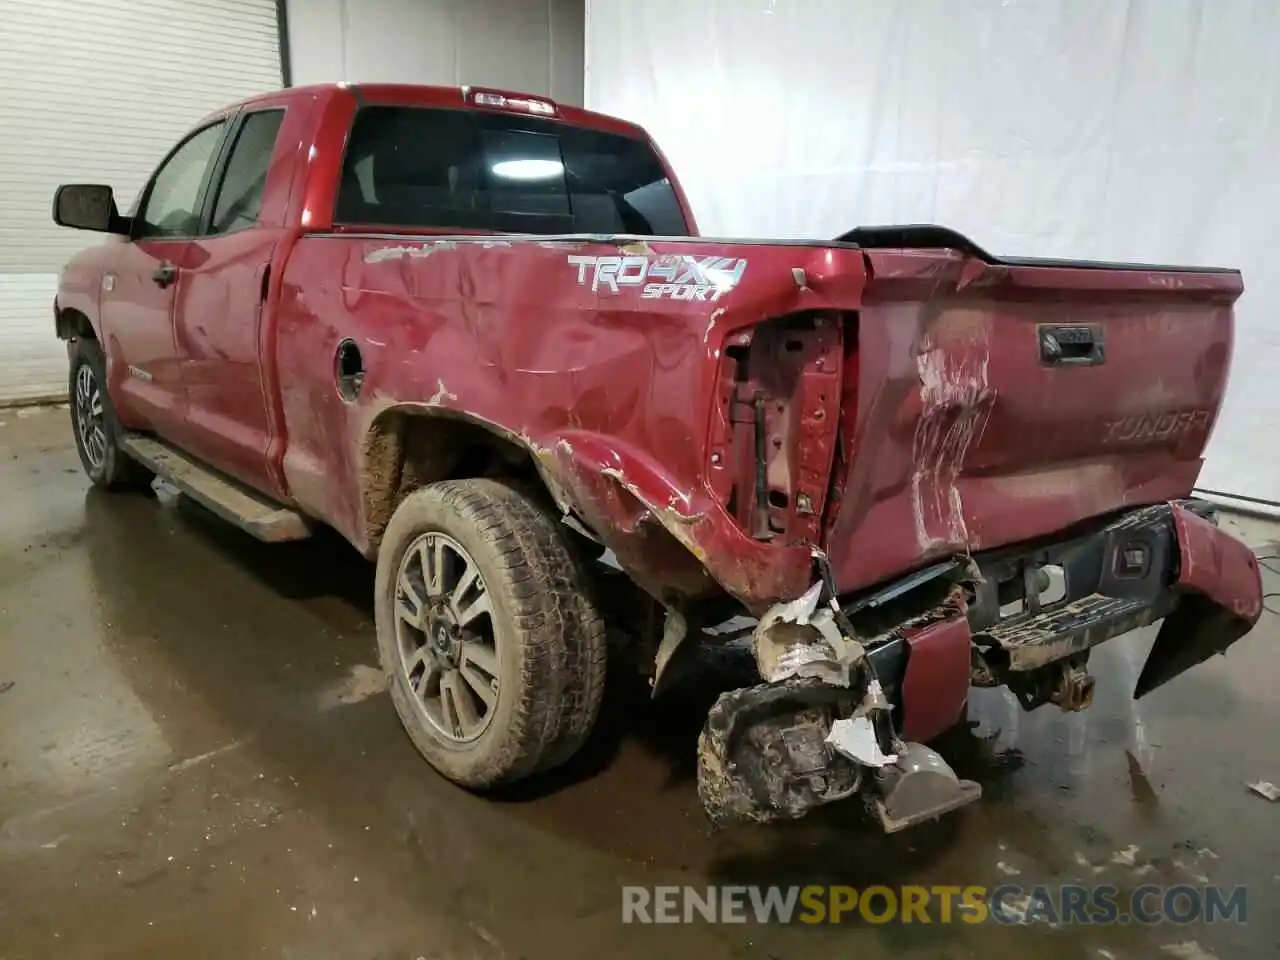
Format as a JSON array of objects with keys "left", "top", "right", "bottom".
[{"left": 1039, "top": 324, "right": 1104, "bottom": 366}]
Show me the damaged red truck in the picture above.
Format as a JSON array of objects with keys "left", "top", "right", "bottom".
[{"left": 52, "top": 83, "right": 1264, "bottom": 833}]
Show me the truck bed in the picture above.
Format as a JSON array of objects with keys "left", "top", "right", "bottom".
[{"left": 275, "top": 227, "right": 1242, "bottom": 613}]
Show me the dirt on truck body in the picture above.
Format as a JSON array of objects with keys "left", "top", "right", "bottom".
[{"left": 51, "top": 82, "right": 1264, "bottom": 835}]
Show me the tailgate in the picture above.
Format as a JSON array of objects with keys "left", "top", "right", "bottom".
[{"left": 820, "top": 249, "right": 1244, "bottom": 594}]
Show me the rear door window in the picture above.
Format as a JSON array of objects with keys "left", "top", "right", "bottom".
[
  {"left": 335, "top": 105, "right": 688, "bottom": 236},
  {"left": 209, "top": 109, "right": 286, "bottom": 234}
]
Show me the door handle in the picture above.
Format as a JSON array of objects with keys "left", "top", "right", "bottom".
[{"left": 152, "top": 262, "right": 178, "bottom": 289}]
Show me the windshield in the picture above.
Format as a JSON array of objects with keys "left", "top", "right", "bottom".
[{"left": 335, "top": 105, "right": 690, "bottom": 236}]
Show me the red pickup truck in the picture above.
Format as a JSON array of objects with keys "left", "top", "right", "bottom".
[{"left": 53, "top": 83, "right": 1264, "bottom": 833}]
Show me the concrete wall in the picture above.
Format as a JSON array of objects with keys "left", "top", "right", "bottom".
[{"left": 286, "top": 0, "right": 584, "bottom": 106}]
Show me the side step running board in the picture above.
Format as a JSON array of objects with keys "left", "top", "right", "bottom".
[{"left": 120, "top": 434, "right": 311, "bottom": 543}]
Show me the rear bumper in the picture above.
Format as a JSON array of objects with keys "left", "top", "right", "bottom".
[
  {"left": 871, "top": 499, "right": 1264, "bottom": 743},
  {"left": 694, "top": 498, "right": 1263, "bottom": 830}
]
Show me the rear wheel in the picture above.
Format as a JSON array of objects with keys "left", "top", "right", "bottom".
[
  {"left": 68, "top": 339, "right": 153, "bottom": 491},
  {"left": 374, "top": 479, "right": 606, "bottom": 788}
]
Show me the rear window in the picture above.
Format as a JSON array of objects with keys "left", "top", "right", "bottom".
[{"left": 334, "top": 105, "right": 689, "bottom": 236}]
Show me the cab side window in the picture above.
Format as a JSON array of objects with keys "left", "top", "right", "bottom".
[
  {"left": 209, "top": 110, "right": 286, "bottom": 234},
  {"left": 137, "top": 121, "right": 227, "bottom": 238}
]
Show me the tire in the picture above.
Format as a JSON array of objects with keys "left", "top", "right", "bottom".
[
  {"left": 68, "top": 338, "right": 154, "bottom": 491},
  {"left": 374, "top": 479, "right": 606, "bottom": 788}
]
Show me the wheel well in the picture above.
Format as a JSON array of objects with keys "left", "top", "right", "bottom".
[
  {"left": 361, "top": 409, "right": 553, "bottom": 551},
  {"left": 57, "top": 308, "right": 96, "bottom": 341}
]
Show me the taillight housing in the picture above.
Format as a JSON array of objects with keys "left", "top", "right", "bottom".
[{"left": 709, "top": 312, "right": 846, "bottom": 545}]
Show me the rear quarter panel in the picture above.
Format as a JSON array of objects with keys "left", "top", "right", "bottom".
[{"left": 272, "top": 234, "right": 862, "bottom": 601}]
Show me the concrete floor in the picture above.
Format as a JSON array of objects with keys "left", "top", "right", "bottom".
[{"left": 1, "top": 403, "right": 1278, "bottom": 960}]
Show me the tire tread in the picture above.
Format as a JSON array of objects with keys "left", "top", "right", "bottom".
[{"left": 375, "top": 478, "right": 606, "bottom": 788}]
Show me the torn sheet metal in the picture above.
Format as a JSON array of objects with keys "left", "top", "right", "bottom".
[
  {"left": 753, "top": 581, "right": 866, "bottom": 686},
  {"left": 650, "top": 609, "right": 689, "bottom": 695},
  {"left": 1247, "top": 780, "right": 1280, "bottom": 802},
  {"left": 862, "top": 677, "right": 890, "bottom": 710},
  {"left": 826, "top": 716, "right": 898, "bottom": 768}
]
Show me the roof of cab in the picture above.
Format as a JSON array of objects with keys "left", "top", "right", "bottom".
[{"left": 228, "top": 82, "right": 648, "bottom": 140}]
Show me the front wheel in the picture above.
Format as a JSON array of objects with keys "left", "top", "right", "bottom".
[
  {"left": 68, "top": 339, "right": 153, "bottom": 491},
  {"left": 373, "top": 479, "right": 607, "bottom": 788}
]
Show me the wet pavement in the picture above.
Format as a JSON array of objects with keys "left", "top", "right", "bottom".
[{"left": 2, "top": 403, "right": 1278, "bottom": 959}]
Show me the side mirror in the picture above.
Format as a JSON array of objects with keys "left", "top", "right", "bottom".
[{"left": 52, "top": 184, "right": 129, "bottom": 234}]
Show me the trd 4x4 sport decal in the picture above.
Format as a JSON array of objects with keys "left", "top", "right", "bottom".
[{"left": 567, "top": 254, "right": 748, "bottom": 301}]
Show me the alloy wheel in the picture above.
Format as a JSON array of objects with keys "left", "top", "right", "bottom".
[
  {"left": 74, "top": 363, "right": 107, "bottom": 470},
  {"left": 394, "top": 532, "right": 500, "bottom": 743}
]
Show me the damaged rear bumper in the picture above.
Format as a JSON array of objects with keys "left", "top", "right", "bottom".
[
  {"left": 696, "top": 499, "right": 1264, "bottom": 831},
  {"left": 965, "top": 499, "right": 1264, "bottom": 707}
]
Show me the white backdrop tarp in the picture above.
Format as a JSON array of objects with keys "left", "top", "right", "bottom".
[{"left": 586, "top": 0, "right": 1280, "bottom": 503}]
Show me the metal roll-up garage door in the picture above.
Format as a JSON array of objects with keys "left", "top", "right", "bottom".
[{"left": 0, "top": 0, "right": 282, "bottom": 405}]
